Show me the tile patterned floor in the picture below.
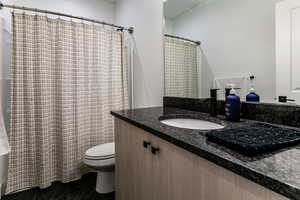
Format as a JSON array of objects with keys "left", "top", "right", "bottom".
[{"left": 2, "top": 173, "right": 115, "bottom": 200}]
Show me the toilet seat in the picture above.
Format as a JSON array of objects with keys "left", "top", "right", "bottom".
[
  {"left": 84, "top": 142, "right": 115, "bottom": 169},
  {"left": 85, "top": 142, "right": 115, "bottom": 160},
  {"left": 84, "top": 157, "right": 115, "bottom": 169},
  {"left": 85, "top": 154, "right": 114, "bottom": 160}
]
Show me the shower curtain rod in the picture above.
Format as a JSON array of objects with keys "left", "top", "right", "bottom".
[
  {"left": 165, "top": 34, "right": 201, "bottom": 45},
  {"left": 0, "top": 2, "right": 134, "bottom": 34}
]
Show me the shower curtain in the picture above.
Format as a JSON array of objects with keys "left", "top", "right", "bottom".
[
  {"left": 7, "top": 13, "right": 128, "bottom": 193},
  {"left": 164, "top": 37, "right": 199, "bottom": 98}
]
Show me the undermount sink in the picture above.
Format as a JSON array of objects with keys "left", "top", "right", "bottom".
[{"left": 160, "top": 118, "right": 225, "bottom": 130}]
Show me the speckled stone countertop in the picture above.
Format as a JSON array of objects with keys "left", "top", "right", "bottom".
[{"left": 111, "top": 107, "right": 300, "bottom": 200}]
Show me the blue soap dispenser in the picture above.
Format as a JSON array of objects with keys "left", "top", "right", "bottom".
[
  {"left": 225, "top": 84, "right": 240, "bottom": 122},
  {"left": 246, "top": 86, "right": 260, "bottom": 102},
  {"left": 246, "top": 74, "right": 260, "bottom": 102}
]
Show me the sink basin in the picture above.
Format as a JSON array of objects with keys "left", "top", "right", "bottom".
[{"left": 160, "top": 118, "right": 225, "bottom": 130}]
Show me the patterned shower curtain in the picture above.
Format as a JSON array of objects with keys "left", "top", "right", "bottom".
[
  {"left": 7, "top": 13, "right": 128, "bottom": 193},
  {"left": 164, "top": 37, "right": 199, "bottom": 98}
]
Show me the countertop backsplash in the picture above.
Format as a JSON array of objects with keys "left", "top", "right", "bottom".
[{"left": 163, "top": 96, "right": 300, "bottom": 127}]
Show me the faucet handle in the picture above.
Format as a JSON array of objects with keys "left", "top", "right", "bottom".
[
  {"left": 278, "top": 96, "right": 295, "bottom": 103},
  {"left": 210, "top": 88, "right": 219, "bottom": 98}
]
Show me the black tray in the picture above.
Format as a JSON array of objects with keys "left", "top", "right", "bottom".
[{"left": 206, "top": 123, "right": 300, "bottom": 156}]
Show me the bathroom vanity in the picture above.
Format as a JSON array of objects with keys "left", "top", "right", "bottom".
[
  {"left": 112, "top": 0, "right": 300, "bottom": 198},
  {"left": 112, "top": 102, "right": 300, "bottom": 200}
]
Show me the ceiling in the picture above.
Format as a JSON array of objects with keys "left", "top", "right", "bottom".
[
  {"left": 164, "top": 0, "right": 205, "bottom": 20},
  {"left": 101, "top": 0, "right": 204, "bottom": 20},
  {"left": 102, "top": 0, "right": 117, "bottom": 3}
]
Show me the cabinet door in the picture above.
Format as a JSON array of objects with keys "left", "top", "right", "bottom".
[
  {"left": 151, "top": 136, "right": 201, "bottom": 200},
  {"left": 151, "top": 136, "right": 169, "bottom": 200},
  {"left": 132, "top": 127, "right": 153, "bottom": 200},
  {"left": 115, "top": 118, "right": 135, "bottom": 200},
  {"left": 150, "top": 134, "right": 288, "bottom": 200},
  {"left": 115, "top": 119, "right": 153, "bottom": 200}
]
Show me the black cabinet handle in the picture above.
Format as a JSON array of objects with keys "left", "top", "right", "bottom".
[
  {"left": 151, "top": 146, "right": 160, "bottom": 155},
  {"left": 143, "top": 141, "right": 151, "bottom": 148}
]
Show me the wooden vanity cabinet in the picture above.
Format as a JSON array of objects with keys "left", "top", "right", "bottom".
[{"left": 114, "top": 118, "right": 288, "bottom": 200}]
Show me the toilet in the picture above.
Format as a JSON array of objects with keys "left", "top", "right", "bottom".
[{"left": 84, "top": 142, "right": 115, "bottom": 194}]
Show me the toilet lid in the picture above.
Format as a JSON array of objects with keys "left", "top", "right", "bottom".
[{"left": 85, "top": 142, "right": 115, "bottom": 160}]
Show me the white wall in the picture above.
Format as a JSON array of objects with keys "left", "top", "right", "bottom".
[
  {"left": 116, "top": 0, "right": 164, "bottom": 108},
  {"left": 165, "top": 19, "right": 174, "bottom": 34},
  {"left": 172, "top": 0, "right": 281, "bottom": 101}
]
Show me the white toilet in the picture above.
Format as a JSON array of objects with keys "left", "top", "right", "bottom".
[{"left": 84, "top": 142, "right": 115, "bottom": 194}]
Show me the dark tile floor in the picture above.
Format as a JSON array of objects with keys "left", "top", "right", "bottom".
[{"left": 2, "top": 173, "right": 115, "bottom": 200}]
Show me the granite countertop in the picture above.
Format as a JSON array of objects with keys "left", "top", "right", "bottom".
[{"left": 111, "top": 106, "right": 300, "bottom": 200}]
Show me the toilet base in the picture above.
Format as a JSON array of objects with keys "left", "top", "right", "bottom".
[{"left": 96, "top": 171, "right": 115, "bottom": 194}]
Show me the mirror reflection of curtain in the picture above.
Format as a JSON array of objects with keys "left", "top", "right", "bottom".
[
  {"left": 164, "top": 37, "right": 198, "bottom": 98},
  {"left": 7, "top": 13, "right": 128, "bottom": 193}
]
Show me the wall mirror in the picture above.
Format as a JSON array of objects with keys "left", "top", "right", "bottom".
[{"left": 163, "top": 0, "right": 300, "bottom": 105}]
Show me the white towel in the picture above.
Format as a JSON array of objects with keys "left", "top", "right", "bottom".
[
  {"left": 0, "top": 84, "right": 9, "bottom": 156},
  {"left": 0, "top": 19, "right": 9, "bottom": 157},
  {"left": 0, "top": 114, "right": 9, "bottom": 156},
  {"left": 214, "top": 76, "right": 249, "bottom": 101}
]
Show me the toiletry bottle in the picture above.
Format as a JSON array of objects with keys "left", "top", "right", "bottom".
[
  {"left": 225, "top": 84, "right": 240, "bottom": 122},
  {"left": 246, "top": 74, "right": 259, "bottom": 102},
  {"left": 246, "top": 85, "right": 260, "bottom": 102}
]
